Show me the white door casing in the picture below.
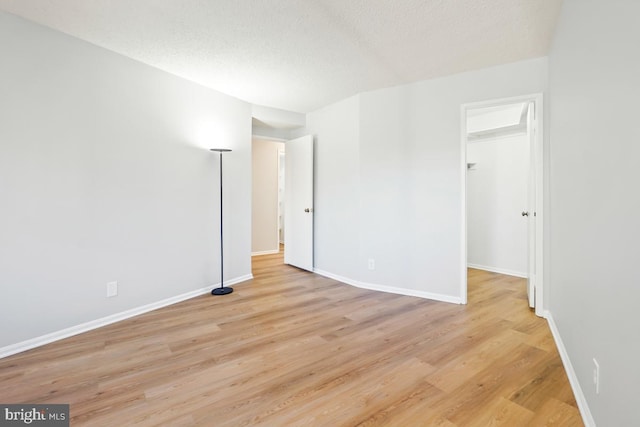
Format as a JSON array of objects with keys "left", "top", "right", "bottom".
[
  {"left": 461, "top": 94, "right": 544, "bottom": 316},
  {"left": 526, "top": 102, "right": 536, "bottom": 308}
]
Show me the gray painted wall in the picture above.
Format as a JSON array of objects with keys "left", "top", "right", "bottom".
[
  {"left": 308, "top": 58, "right": 547, "bottom": 300},
  {"left": 0, "top": 11, "right": 252, "bottom": 348},
  {"left": 548, "top": 0, "right": 640, "bottom": 425}
]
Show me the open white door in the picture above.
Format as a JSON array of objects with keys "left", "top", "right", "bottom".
[
  {"left": 526, "top": 103, "right": 536, "bottom": 308},
  {"left": 284, "top": 135, "right": 314, "bottom": 271}
]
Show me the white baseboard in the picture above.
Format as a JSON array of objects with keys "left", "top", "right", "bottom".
[
  {"left": 313, "top": 269, "right": 463, "bottom": 305},
  {"left": 0, "top": 274, "right": 253, "bottom": 359},
  {"left": 545, "top": 311, "right": 595, "bottom": 427},
  {"left": 251, "top": 249, "right": 280, "bottom": 256},
  {"left": 467, "top": 263, "right": 527, "bottom": 278}
]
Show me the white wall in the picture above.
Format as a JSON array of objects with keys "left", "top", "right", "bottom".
[
  {"left": 252, "top": 105, "right": 305, "bottom": 129},
  {"left": 309, "top": 58, "right": 547, "bottom": 301},
  {"left": 548, "top": 0, "right": 640, "bottom": 425},
  {"left": 467, "top": 135, "right": 529, "bottom": 277},
  {"left": 251, "top": 105, "right": 306, "bottom": 141},
  {"left": 0, "top": 11, "right": 252, "bottom": 350},
  {"left": 252, "top": 138, "right": 283, "bottom": 254},
  {"left": 306, "top": 96, "right": 360, "bottom": 279}
]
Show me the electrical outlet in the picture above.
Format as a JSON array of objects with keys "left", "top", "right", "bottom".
[
  {"left": 368, "top": 259, "right": 375, "bottom": 270},
  {"left": 593, "top": 358, "right": 600, "bottom": 394},
  {"left": 107, "top": 281, "right": 118, "bottom": 298}
]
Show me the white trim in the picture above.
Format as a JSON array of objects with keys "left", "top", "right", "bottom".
[
  {"left": 533, "top": 95, "right": 545, "bottom": 317},
  {"left": 277, "top": 147, "right": 285, "bottom": 247},
  {"left": 0, "top": 274, "right": 253, "bottom": 359},
  {"left": 467, "top": 263, "right": 527, "bottom": 278},
  {"left": 251, "top": 250, "right": 280, "bottom": 256},
  {"left": 545, "top": 312, "right": 596, "bottom": 427},
  {"left": 314, "top": 269, "right": 463, "bottom": 305},
  {"left": 460, "top": 103, "right": 468, "bottom": 304},
  {"left": 461, "top": 93, "right": 545, "bottom": 315}
]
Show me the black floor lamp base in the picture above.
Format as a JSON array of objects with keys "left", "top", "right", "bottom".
[{"left": 211, "top": 287, "right": 233, "bottom": 295}]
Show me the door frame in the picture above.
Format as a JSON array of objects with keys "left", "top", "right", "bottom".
[{"left": 460, "top": 93, "right": 545, "bottom": 316}]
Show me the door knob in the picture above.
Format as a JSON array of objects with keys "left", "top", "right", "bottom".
[
  {"left": 522, "top": 211, "right": 529, "bottom": 217},
  {"left": 304, "top": 208, "right": 310, "bottom": 213}
]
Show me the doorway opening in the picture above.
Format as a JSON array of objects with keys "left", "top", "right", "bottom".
[
  {"left": 251, "top": 137, "right": 285, "bottom": 257},
  {"left": 251, "top": 134, "right": 314, "bottom": 272},
  {"left": 461, "top": 94, "right": 544, "bottom": 317}
]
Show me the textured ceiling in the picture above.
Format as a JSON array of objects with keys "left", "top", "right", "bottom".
[{"left": 0, "top": 0, "right": 563, "bottom": 113}]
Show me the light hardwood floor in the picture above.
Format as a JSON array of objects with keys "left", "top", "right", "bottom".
[{"left": 0, "top": 252, "right": 583, "bottom": 426}]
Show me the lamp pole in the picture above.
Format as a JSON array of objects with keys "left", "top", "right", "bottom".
[{"left": 210, "top": 148, "right": 233, "bottom": 295}]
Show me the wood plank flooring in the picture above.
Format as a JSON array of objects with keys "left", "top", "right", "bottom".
[{"left": 0, "top": 252, "right": 583, "bottom": 426}]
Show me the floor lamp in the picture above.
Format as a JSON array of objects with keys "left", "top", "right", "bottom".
[{"left": 210, "top": 148, "right": 233, "bottom": 295}]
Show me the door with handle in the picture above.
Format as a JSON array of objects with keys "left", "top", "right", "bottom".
[{"left": 284, "top": 135, "right": 314, "bottom": 271}]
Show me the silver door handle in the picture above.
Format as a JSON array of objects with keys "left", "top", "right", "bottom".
[{"left": 522, "top": 211, "right": 529, "bottom": 217}]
